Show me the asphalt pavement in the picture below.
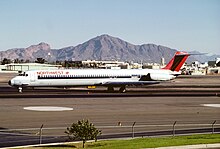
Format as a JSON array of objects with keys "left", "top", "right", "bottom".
[{"left": 0, "top": 74, "right": 220, "bottom": 148}]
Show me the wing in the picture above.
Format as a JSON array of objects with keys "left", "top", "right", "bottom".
[
  {"left": 99, "top": 80, "right": 160, "bottom": 86},
  {"left": 94, "top": 74, "right": 160, "bottom": 86}
]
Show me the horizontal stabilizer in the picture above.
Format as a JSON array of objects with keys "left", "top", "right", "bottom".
[{"left": 101, "top": 80, "right": 160, "bottom": 86}]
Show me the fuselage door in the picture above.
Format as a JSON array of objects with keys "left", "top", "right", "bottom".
[{"left": 30, "top": 72, "right": 36, "bottom": 82}]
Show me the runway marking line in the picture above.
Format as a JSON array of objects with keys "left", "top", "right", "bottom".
[
  {"left": 202, "top": 104, "right": 220, "bottom": 108},
  {"left": 23, "top": 106, "right": 73, "bottom": 111}
]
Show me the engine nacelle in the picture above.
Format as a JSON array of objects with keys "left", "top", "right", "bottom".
[{"left": 150, "top": 73, "right": 176, "bottom": 81}]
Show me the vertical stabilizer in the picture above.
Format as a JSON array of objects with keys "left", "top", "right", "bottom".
[{"left": 163, "top": 51, "right": 189, "bottom": 71}]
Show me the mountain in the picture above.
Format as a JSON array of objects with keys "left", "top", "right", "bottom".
[
  {"left": 0, "top": 42, "right": 57, "bottom": 62},
  {"left": 56, "top": 34, "right": 178, "bottom": 63},
  {"left": 189, "top": 51, "right": 219, "bottom": 63},
  {"left": 0, "top": 34, "right": 219, "bottom": 63}
]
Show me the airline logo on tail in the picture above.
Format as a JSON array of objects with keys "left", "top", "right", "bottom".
[{"left": 163, "top": 51, "right": 190, "bottom": 71}]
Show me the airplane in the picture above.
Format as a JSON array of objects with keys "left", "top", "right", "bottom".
[{"left": 8, "top": 51, "right": 190, "bottom": 93}]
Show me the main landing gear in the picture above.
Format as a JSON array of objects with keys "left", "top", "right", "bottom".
[
  {"left": 107, "top": 86, "right": 126, "bottom": 93},
  {"left": 119, "top": 86, "right": 126, "bottom": 93}
]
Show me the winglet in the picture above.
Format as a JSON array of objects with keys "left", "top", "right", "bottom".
[{"left": 162, "top": 51, "right": 190, "bottom": 71}]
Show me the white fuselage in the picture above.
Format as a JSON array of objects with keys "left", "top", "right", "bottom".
[{"left": 9, "top": 68, "right": 176, "bottom": 88}]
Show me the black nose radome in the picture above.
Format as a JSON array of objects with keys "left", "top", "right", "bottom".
[{"left": 8, "top": 80, "right": 11, "bottom": 85}]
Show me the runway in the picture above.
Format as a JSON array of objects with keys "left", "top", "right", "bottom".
[{"left": 0, "top": 74, "right": 220, "bottom": 147}]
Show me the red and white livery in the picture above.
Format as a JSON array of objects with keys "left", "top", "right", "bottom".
[{"left": 8, "top": 51, "right": 190, "bottom": 93}]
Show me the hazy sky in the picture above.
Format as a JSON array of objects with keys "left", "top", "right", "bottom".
[{"left": 0, "top": 0, "right": 219, "bottom": 54}]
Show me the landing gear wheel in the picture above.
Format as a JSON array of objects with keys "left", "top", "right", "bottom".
[{"left": 119, "top": 86, "right": 126, "bottom": 93}]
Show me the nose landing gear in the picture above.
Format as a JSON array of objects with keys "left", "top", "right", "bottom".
[{"left": 18, "top": 86, "right": 23, "bottom": 93}]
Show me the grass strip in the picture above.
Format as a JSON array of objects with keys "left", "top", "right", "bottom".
[{"left": 21, "top": 134, "right": 220, "bottom": 149}]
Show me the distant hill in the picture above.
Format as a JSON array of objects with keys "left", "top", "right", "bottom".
[
  {"left": 0, "top": 34, "right": 219, "bottom": 63},
  {"left": 56, "top": 34, "right": 179, "bottom": 63},
  {"left": 0, "top": 42, "right": 55, "bottom": 62}
]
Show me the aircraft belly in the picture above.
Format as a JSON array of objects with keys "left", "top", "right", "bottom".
[{"left": 30, "top": 79, "right": 97, "bottom": 87}]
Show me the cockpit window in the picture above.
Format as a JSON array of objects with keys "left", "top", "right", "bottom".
[{"left": 18, "top": 72, "right": 28, "bottom": 76}]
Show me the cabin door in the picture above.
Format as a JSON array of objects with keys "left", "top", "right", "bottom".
[{"left": 30, "top": 73, "right": 36, "bottom": 82}]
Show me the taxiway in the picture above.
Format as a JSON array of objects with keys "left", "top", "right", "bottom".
[{"left": 0, "top": 74, "right": 220, "bottom": 147}]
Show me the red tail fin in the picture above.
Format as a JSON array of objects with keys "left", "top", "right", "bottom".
[{"left": 163, "top": 51, "right": 189, "bottom": 71}]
